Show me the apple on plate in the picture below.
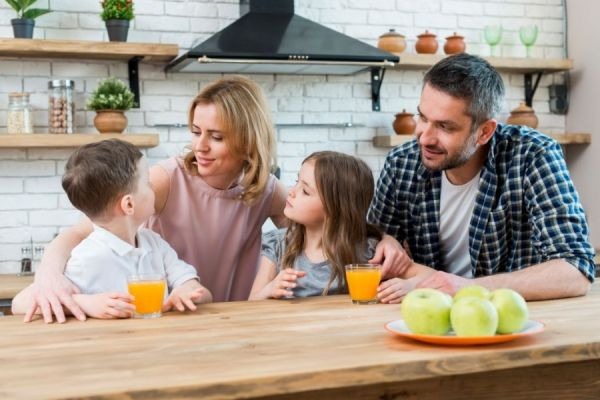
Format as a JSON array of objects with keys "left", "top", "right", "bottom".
[
  {"left": 402, "top": 288, "right": 452, "bottom": 335},
  {"left": 490, "top": 288, "right": 529, "bottom": 334},
  {"left": 450, "top": 297, "right": 498, "bottom": 337},
  {"left": 453, "top": 285, "right": 491, "bottom": 302}
]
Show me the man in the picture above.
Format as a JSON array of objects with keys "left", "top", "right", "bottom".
[{"left": 369, "top": 53, "right": 595, "bottom": 301}]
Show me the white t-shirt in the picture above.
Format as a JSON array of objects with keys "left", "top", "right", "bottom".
[
  {"left": 64, "top": 225, "right": 199, "bottom": 297},
  {"left": 439, "top": 171, "right": 481, "bottom": 278}
]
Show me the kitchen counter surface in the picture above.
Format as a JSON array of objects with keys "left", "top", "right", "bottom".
[
  {"left": 0, "top": 274, "right": 33, "bottom": 300},
  {"left": 1, "top": 285, "right": 599, "bottom": 399}
]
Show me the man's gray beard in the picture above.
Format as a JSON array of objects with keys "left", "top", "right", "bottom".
[{"left": 421, "top": 132, "right": 479, "bottom": 172}]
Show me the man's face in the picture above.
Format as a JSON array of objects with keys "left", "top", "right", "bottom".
[{"left": 416, "top": 84, "right": 480, "bottom": 172}]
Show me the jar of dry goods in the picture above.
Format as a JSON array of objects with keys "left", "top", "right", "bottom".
[
  {"left": 7, "top": 92, "right": 33, "bottom": 134},
  {"left": 48, "top": 79, "right": 74, "bottom": 134}
]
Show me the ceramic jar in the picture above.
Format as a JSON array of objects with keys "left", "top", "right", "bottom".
[
  {"left": 377, "top": 29, "right": 406, "bottom": 53},
  {"left": 415, "top": 30, "right": 438, "bottom": 54},
  {"left": 393, "top": 110, "right": 416, "bottom": 135},
  {"left": 507, "top": 102, "right": 538, "bottom": 129},
  {"left": 444, "top": 32, "right": 466, "bottom": 54}
]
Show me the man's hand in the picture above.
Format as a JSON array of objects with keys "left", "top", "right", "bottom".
[
  {"left": 377, "top": 278, "right": 416, "bottom": 304},
  {"left": 369, "top": 234, "right": 412, "bottom": 279},
  {"left": 265, "top": 269, "right": 307, "bottom": 299},
  {"left": 75, "top": 293, "right": 135, "bottom": 319},
  {"left": 25, "top": 273, "right": 86, "bottom": 324},
  {"left": 163, "top": 280, "right": 208, "bottom": 312},
  {"left": 416, "top": 271, "right": 471, "bottom": 296}
]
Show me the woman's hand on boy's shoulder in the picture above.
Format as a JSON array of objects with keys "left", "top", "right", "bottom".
[
  {"left": 370, "top": 235, "right": 412, "bottom": 279},
  {"left": 74, "top": 292, "right": 135, "bottom": 319}
]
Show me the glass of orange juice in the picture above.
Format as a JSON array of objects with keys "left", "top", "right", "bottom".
[
  {"left": 345, "top": 264, "right": 382, "bottom": 304},
  {"left": 127, "top": 274, "right": 166, "bottom": 318}
]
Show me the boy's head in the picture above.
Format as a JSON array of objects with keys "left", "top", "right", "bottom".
[{"left": 62, "top": 139, "right": 146, "bottom": 220}]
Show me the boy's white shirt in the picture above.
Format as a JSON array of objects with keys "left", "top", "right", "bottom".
[{"left": 64, "top": 225, "right": 199, "bottom": 299}]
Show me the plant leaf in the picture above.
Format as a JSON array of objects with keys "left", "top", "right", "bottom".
[
  {"left": 21, "top": 0, "right": 37, "bottom": 11},
  {"left": 22, "top": 8, "right": 52, "bottom": 19},
  {"left": 5, "top": 0, "right": 22, "bottom": 13}
]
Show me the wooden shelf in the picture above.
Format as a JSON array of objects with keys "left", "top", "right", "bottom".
[
  {"left": 373, "top": 132, "right": 591, "bottom": 148},
  {"left": 391, "top": 54, "right": 573, "bottom": 73},
  {"left": 0, "top": 38, "right": 178, "bottom": 62},
  {"left": 0, "top": 133, "right": 159, "bottom": 148}
]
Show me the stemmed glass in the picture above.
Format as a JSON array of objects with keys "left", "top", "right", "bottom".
[
  {"left": 483, "top": 25, "right": 503, "bottom": 57},
  {"left": 519, "top": 25, "right": 538, "bottom": 58}
]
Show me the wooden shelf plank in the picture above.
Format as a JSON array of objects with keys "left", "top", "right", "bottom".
[
  {"left": 0, "top": 133, "right": 159, "bottom": 148},
  {"left": 373, "top": 132, "right": 591, "bottom": 148},
  {"left": 0, "top": 39, "right": 178, "bottom": 62},
  {"left": 392, "top": 53, "right": 573, "bottom": 73}
]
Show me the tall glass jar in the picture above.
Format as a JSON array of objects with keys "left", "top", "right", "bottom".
[
  {"left": 7, "top": 92, "right": 33, "bottom": 134},
  {"left": 48, "top": 80, "right": 75, "bottom": 134}
]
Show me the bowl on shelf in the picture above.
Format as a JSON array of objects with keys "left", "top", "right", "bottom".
[
  {"left": 415, "top": 30, "right": 438, "bottom": 54},
  {"left": 393, "top": 110, "right": 416, "bottom": 135},
  {"left": 506, "top": 102, "right": 538, "bottom": 129},
  {"left": 377, "top": 29, "right": 406, "bottom": 54},
  {"left": 444, "top": 32, "right": 466, "bottom": 54}
]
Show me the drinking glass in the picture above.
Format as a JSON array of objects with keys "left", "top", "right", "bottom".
[
  {"left": 483, "top": 25, "right": 502, "bottom": 57},
  {"left": 127, "top": 274, "right": 166, "bottom": 318},
  {"left": 519, "top": 25, "right": 538, "bottom": 58},
  {"left": 344, "top": 264, "right": 382, "bottom": 304}
]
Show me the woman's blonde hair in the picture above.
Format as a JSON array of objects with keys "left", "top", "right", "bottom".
[
  {"left": 281, "top": 151, "right": 381, "bottom": 295},
  {"left": 183, "top": 76, "right": 276, "bottom": 204}
]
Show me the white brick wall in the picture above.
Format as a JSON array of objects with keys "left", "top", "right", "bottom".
[{"left": 0, "top": 0, "right": 568, "bottom": 271}]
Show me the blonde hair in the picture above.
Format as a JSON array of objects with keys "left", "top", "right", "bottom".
[
  {"left": 281, "top": 151, "right": 381, "bottom": 295},
  {"left": 183, "top": 76, "right": 276, "bottom": 204}
]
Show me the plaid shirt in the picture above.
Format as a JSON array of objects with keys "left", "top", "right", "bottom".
[{"left": 368, "top": 124, "right": 596, "bottom": 281}]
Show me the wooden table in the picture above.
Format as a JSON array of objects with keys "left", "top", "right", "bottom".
[
  {"left": 0, "top": 274, "right": 33, "bottom": 300},
  {"left": 1, "top": 286, "right": 600, "bottom": 399}
]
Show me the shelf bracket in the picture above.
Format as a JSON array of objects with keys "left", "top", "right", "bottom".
[
  {"left": 128, "top": 56, "right": 143, "bottom": 109},
  {"left": 371, "top": 67, "right": 386, "bottom": 112},
  {"left": 524, "top": 71, "right": 543, "bottom": 107}
]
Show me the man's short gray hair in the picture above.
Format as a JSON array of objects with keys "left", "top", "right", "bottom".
[{"left": 423, "top": 53, "right": 505, "bottom": 127}]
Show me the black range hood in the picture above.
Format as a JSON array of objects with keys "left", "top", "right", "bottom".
[{"left": 165, "top": 0, "right": 399, "bottom": 110}]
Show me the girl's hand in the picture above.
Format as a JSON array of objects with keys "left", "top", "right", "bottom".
[
  {"left": 75, "top": 293, "right": 135, "bottom": 319},
  {"left": 267, "top": 268, "right": 307, "bottom": 298},
  {"left": 377, "top": 278, "right": 416, "bottom": 304}
]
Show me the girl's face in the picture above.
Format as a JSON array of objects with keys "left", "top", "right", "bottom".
[
  {"left": 284, "top": 160, "right": 325, "bottom": 228},
  {"left": 191, "top": 103, "right": 245, "bottom": 189}
]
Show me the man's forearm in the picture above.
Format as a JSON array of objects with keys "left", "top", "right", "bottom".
[{"left": 474, "top": 259, "right": 591, "bottom": 301}]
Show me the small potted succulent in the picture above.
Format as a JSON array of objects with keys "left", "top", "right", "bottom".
[
  {"left": 100, "top": 0, "right": 134, "bottom": 42},
  {"left": 6, "top": 0, "right": 52, "bottom": 39},
  {"left": 87, "top": 78, "right": 135, "bottom": 134}
]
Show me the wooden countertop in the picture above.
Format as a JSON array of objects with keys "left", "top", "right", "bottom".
[
  {"left": 0, "top": 274, "right": 33, "bottom": 299},
  {"left": 1, "top": 285, "right": 600, "bottom": 399}
]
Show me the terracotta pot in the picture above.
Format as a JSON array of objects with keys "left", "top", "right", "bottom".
[
  {"left": 415, "top": 30, "right": 438, "bottom": 54},
  {"left": 93, "top": 110, "right": 128, "bottom": 133},
  {"left": 377, "top": 29, "right": 406, "bottom": 54},
  {"left": 393, "top": 109, "right": 416, "bottom": 135},
  {"left": 506, "top": 103, "right": 538, "bottom": 129},
  {"left": 444, "top": 32, "right": 466, "bottom": 54}
]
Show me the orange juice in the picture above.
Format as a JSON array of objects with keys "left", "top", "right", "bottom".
[
  {"left": 345, "top": 265, "right": 382, "bottom": 304},
  {"left": 127, "top": 279, "right": 165, "bottom": 317}
]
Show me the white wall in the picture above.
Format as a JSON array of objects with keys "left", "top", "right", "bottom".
[{"left": 0, "top": 0, "right": 569, "bottom": 272}]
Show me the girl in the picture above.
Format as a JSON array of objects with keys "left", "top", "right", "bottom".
[{"left": 249, "top": 151, "right": 382, "bottom": 299}]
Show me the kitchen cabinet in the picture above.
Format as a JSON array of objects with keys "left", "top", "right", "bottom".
[{"left": 0, "top": 133, "right": 159, "bottom": 148}]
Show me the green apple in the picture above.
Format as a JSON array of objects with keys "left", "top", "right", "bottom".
[
  {"left": 450, "top": 297, "right": 498, "bottom": 337},
  {"left": 402, "top": 288, "right": 452, "bottom": 335},
  {"left": 453, "top": 285, "right": 491, "bottom": 302},
  {"left": 490, "top": 288, "right": 529, "bottom": 334}
]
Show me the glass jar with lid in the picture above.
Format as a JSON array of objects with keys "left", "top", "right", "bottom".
[
  {"left": 48, "top": 79, "right": 75, "bottom": 134},
  {"left": 7, "top": 92, "right": 33, "bottom": 134}
]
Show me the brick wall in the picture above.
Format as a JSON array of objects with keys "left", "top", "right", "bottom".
[{"left": 0, "top": 0, "right": 566, "bottom": 272}]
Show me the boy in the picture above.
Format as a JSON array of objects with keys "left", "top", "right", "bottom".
[{"left": 12, "top": 139, "right": 212, "bottom": 320}]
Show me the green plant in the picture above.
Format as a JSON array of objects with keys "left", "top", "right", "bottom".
[
  {"left": 100, "top": 0, "right": 134, "bottom": 21},
  {"left": 6, "top": 0, "right": 51, "bottom": 19},
  {"left": 87, "top": 78, "right": 135, "bottom": 111}
]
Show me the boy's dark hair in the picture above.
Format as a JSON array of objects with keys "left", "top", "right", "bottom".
[
  {"left": 423, "top": 53, "right": 505, "bottom": 127},
  {"left": 62, "top": 139, "right": 143, "bottom": 219}
]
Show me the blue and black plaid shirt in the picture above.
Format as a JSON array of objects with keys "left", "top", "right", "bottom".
[{"left": 368, "top": 124, "right": 596, "bottom": 281}]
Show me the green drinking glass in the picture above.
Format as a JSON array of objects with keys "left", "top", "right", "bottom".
[
  {"left": 483, "top": 25, "right": 502, "bottom": 57},
  {"left": 519, "top": 25, "right": 538, "bottom": 58}
]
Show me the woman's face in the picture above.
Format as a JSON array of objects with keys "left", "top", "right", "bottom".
[
  {"left": 284, "top": 160, "right": 325, "bottom": 228},
  {"left": 191, "top": 103, "right": 245, "bottom": 189}
]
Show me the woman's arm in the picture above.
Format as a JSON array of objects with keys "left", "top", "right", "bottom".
[{"left": 269, "top": 180, "right": 288, "bottom": 228}]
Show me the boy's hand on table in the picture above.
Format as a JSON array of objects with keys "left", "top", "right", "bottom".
[
  {"left": 75, "top": 293, "right": 135, "bottom": 319},
  {"left": 163, "top": 280, "right": 207, "bottom": 312}
]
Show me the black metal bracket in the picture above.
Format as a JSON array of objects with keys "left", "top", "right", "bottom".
[
  {"left": 371, "top": 67, "right": 386, "bottom": 112},
  {"left": 128, "top": 56, "right": 143, "bottom": 109},
  {"left": 524, "top": 71, "right": 543, "bottom": 107}
]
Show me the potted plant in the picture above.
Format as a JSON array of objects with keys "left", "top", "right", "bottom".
[
  {"left": 6, "top": 0, "right": 51, "bottom": 39},
  {"left": 87, "top": 78, "right": 135, "bottom": 134},
  {"left": 101, "top": 0, "right": 134, "bottom": 42}
]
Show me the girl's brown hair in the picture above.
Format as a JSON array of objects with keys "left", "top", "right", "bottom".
[
  {"left": 183, "top": 76, "right": 276, "bottom": 204},
  {"left": 281, "top": 151, "right": 381, "bottom": 295}
]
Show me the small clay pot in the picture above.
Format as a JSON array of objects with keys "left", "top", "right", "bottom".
[
  {"left": 444, "top": 32, "right": 466, "bottom": 54},
  {"left": 506, "top": 102, "right": 538, "bottom": 129},
  {"left": 415, "top": 30, "right": 438, "bottom": 54},
  {"left": 393, "top": 109, "right": 416, "bottom": 135},
  {"left": 377, "top": 29, "right": 406, "bottom": 53},
  {"left": 94, "top": 110, "right": 128, "bottom": 133}
]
